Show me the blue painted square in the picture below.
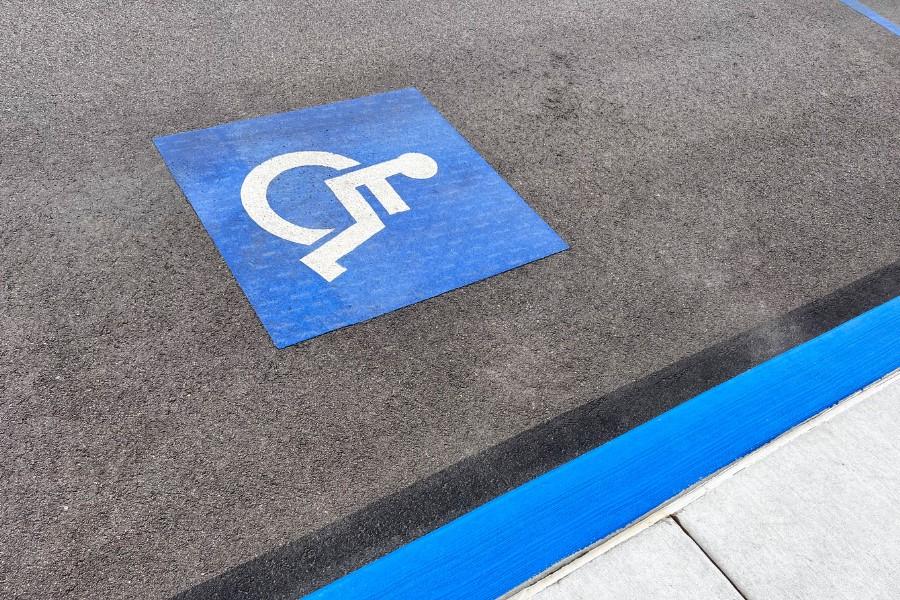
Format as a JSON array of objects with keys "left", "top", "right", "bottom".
[{"left": 154, "top": 88, "right": 568, "bottom": 348}]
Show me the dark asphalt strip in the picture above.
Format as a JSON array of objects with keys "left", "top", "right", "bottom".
[{"left": 173, "top": 260, "right": 900, "bottom": 600}]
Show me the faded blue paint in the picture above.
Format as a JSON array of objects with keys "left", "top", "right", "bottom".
[
  {"left": 155, "top": 89, "right": 567, "bottom": 348},
  {"left": 840, "top": 0, "right": 900, "bottom": 36}
]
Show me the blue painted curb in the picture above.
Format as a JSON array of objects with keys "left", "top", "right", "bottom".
[{"left": 305, "top": 295, "right": 900, "bottom": 599}]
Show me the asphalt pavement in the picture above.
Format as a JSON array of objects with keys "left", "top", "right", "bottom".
[{"left": 2, "top": 1, "right": 898, "bottom": 598}]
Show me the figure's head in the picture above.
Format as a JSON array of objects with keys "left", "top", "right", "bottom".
[{"left": 394, "top": 152, "right": 439, "bottom": 180}]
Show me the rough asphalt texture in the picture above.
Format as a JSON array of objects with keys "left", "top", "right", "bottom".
[{"left": 2, "top": 1, "right": 898, "bottom": 598}]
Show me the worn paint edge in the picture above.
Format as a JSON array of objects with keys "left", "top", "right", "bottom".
[
  {"left": 839, "top": 0, "right": 900, "bottom": 35},
  {"left": 304, "top": 296, "right": 900, "bottom": 599}
]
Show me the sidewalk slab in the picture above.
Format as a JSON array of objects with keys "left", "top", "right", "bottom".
[
  {"left": 531, "top": 519, "right": 741, "bottom": 600},
  {"left": 677, "top": 373, "right": 900, "bottom": 600}
]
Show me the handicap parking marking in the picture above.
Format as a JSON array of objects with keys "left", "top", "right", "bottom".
[
  {"left": 240, "top": 149, "right": 438, "bottom": 282},
  {"left": 154, "top": 88, "right": 568, "bottom": 348}
]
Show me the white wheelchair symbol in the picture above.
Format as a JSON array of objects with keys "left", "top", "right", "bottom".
[{"left": 241, "top": 151, "right": 438, "bottom": 281}]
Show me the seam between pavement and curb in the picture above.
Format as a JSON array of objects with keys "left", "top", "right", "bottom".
[{"left": 304, "top": 297, "right": 900, "bottom": 598}]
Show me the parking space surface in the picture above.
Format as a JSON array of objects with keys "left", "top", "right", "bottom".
[{"left": 2, "top": 1, "right": 898, "bottom": 598}]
